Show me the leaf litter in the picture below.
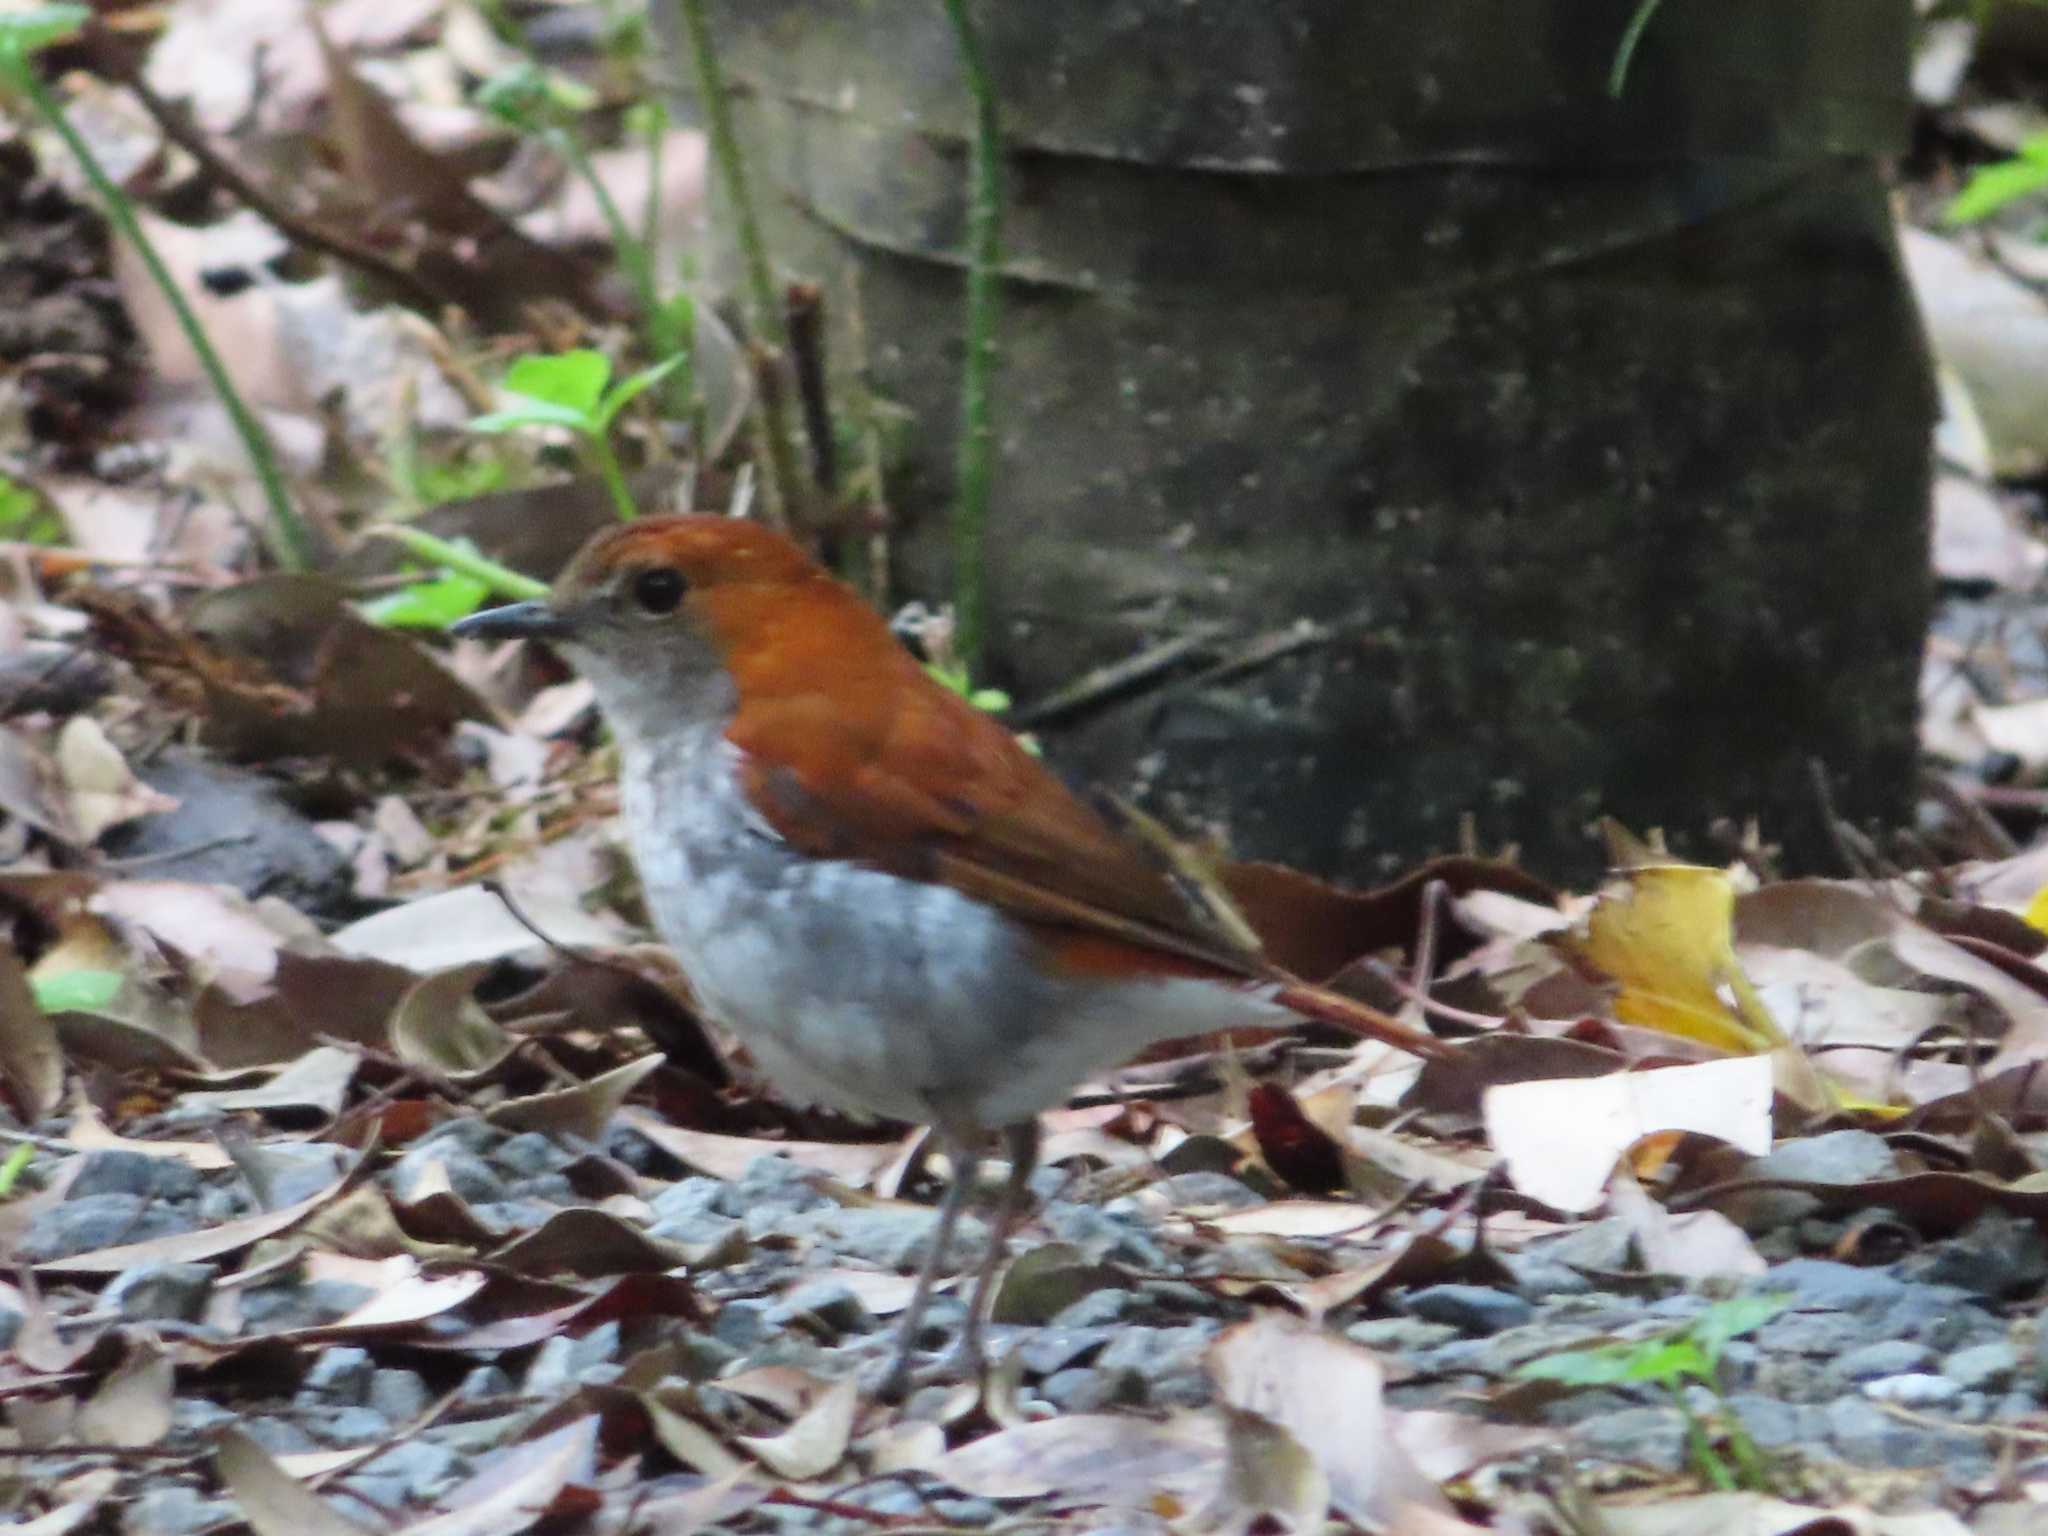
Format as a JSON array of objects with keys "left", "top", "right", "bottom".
[{"left": 0, "top": 6, "right": 2041, "bottom": 1534}]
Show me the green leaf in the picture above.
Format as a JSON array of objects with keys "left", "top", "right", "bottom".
[
  {"left": 473, "top": 62, "right": 591, "bottom": 130},
  {"left": 0, "top": 5, "right": 89, "bottom": 62},
  {"left": 1689, "top": 1293, "right": 1791, "bottom": 1368},
  {"left": 593, "top": 351, "right": 691, "bottom": 430},
  {"left": 361, "top": 570, "right": 491, "bottom": 628},
  {"left": 0, "top": 1141, "right": 33, "bottom": 1199},
  {"left": 1945, "top": 145, "right": 2048, "bottom": 226},
  {"left": 31, "top": 969, "right": 121, "bottom": 1013},
  {"left": 469, "top": 401, "right": 594, "bottom": 435},
  {"left": 503, "top": 349, "right": 612, "bottom": 417},
  {"left": 1517, "top": 1335, "right": 1706, "bottom": 1388},
  {"left": 0, "top": 474, "right": 62, "bottom": 544}
]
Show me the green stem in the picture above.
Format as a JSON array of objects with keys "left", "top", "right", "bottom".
[
  {"left": 589, "top": 432, "right": 637, "bottom": 520},
  {"left": 670, "top": 0, "right": 783, "bottom": 349},
  {"left": 1608, "top": 0, "right": 1664, "bottom": 99},
  {"left": 641, "top": 106, "right": 666, "bottom": 301},
  {"left": 17, "top": 68, "right": 316, "bottom": 571},
  {"left": 939, "top": 0, "right": 1001, "bottom": 672},
  {"left": 1669, "top": 1381, "right": 1735, "bottom": 1492},
  {"left": 551, "top": 125, "right": 658, "bottom": 328},
  {"left": 370, "top": 526, "right": 548, "bottom": 600}
]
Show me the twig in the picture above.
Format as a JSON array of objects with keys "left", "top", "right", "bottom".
[
  {"left": 786, "top": 282, "right": 837, "bottom": 496},
  {"left": 1009, "top": 626, "right": 1222, "bottom": 728},
  {"left": 939, "top": 0, "right": 1003, "bottom": 672},
  {"left": 107, "top": 51, "right": 452, "bottom": 313},
  {"left": 669, "top": 0, "right": 782, "bottom": 350},
  {"left": 667, "top": 0, "right": 804, "bottom": 530},
  {"left": 15, "top": 64, "right": 315, "bottom": 570}
]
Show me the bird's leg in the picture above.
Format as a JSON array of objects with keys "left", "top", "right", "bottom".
[
  {"left": 876, "top": 1131, "right": 981, "bottom": 1402},
  {"left": 947, "top": 1119, "right": 1042, "bottom": 1381}
]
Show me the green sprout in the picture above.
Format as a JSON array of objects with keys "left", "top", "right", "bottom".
[
  {"left": 0, "top": 5, "right": 314, "bottom": 570},
  {"left": 31, "top": 969, "right": 122, "bottom": 1013},
  {"left": 1946, "top": 134, "right": 2048, "bottom": 227},
  {"left": 0, "top": 1141, "right": 34, "bottom": 1200},
  {"left": 1517, "top": 1292, "right": 1790, "bottom": 1492},
  {"left": 468, "top": 347, "right": 686, "bottom": 521}
]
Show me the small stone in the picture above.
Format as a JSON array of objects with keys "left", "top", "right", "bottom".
[
  {"left": 1827, "top": 1395, "right": 1969, "bottom": 1466},
  {"left": 1017, "top": 1326, "right": 1114, "bottom": 1376},
  {"left": 20, "top": 1195, "right": 197, "bottom": 1261},
  {"left": 1898, "top": 1213, "right": 2048, "bottom": 1301},
  {"left": 494, "top": 1131, "right": 576, "bottom": 1178},
  {"left": 712, "top": 1298, "right": 775, "bottom": 1353},
  {"left": 237, "top": 1279, "right": 375, "bottom": 1331},
  {"left": 1040, "top": 1203, "right": 1172, "bottom": 1268},
  {"left": 717, "top": 1156, "right": 832, "bottom": 1217},
  {"left": 301, "top": 1346, "right": 375, "bottom": 1404},
  {"left": 1943, "top": 1341, "right": 2018, "bottom": 1394},
  {"left": 1883, "top": 1285, "right": 1995, "bottom": 1351},
  {"left": 1573, "top": 1406, "right": 1687, "bottom": 1470},
  {"left": 69, "top": 1149, "right": 202, "bottom": 1203},
  {"left": 1724, "top": 1131, "right": 1896, "bottom": 1234},
  {"left": 650, "top": 1176, "right": 726, "bottom": 1222},
  {"left": 1862, "top": 1373, "right": 1962, "bottom": 1409},
  {"left": 647, "top": 1209, "right": 743, "bottom": 1252},
  {"left": 344, "top": 1439, "right": 466, "bottom": 1506},
  {"left": 240, "top": 1417, "right": 320, "bottom": 1455},
  {"left": 1757, "top": 1309, "right": 1863, "bottom": 1356},
  {"left": 1040, "top": 1366, "right": 1115, "bottom": 1412},
  {"left": 413, "top": 1118, "right": 507, "bottom": 1158},
  {"left": 1832, "top": 1339, "right": 1935, "bottom": 1385},
  {"left": 369, "top": 1368, "right": 433, "bottom": 1423},
  {"left": 1715, "top": 1394, "right": 1825, "bottom": 1450},
  {"left": 389, "top": 1145, "right": 508, "bottom": 1206},
  {"left": 456, "top": 1364, "right": 513, "bottom": 1401},
  {"left": 1125, "top": 1172, "right": 1265, "bottom": 1211},
  {"left": 1095, "top": 1325, "right": 1216, "bottom": 1407},
  {"left": 123, "top": 1485, "right": 236, "bottom": 1536},
  {"left": 1503, "top": 1256, "right": 1595, "bottom": 1299},
  {"left": 1049, "top": 1288, "right": 1140, "bottom": 1330},
  {"left": 797, "top": 1206, "right": 986, "bottom": 1270},
  {"left": 103, "top": 1262, "right": 216, "bottom": 1323},
  {"left": 1404, "top": 1284, "right": 1534, "bottom": 1334},
  {"left": 1343, "top": 1317, "right": 1461, "bottom": 1354},
  {"left": 302, "top": 1405, "right": 395, "bottom": 1446},
  {"left": 1754, "top": 1259, "right": 1906, "bottom": 1314},
  {"left": 1531, "top": 1217, "right": 1634, "bottom": 1274},
  {"left": 769, "top": 1280, "right": 875, "bottom": 1339}
]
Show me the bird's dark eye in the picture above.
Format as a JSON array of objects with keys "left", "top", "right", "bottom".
[{"left": 631, "top": 567, "right": 686, "bottom": 615}]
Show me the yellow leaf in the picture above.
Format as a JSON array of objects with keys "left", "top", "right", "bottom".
[
  {"left": 1559, "top": 863, "right": 1782, "bottom": 1053},
  {"left": 2024, "top": 882, "right": 2048, "bottom": 935}
]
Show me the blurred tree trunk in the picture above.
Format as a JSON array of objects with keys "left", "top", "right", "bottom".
[{"left": 662, "top": 0, "right": 1931, "bottom": 882}]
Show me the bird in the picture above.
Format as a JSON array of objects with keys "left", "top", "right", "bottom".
[{"left": 450, "top": 513, "right": 1453, "bottom": 1398}]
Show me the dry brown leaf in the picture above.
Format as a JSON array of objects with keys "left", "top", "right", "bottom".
[
  {"left": 1483, "top": 1055, "right": 1775, "bottom": 1213},
  {"left": 1607, "top": 1169, "right": 1765, "bottom": 1280},
  {"left": 89, "top": 879, "right": 285, "bottom": 1005},
  {"left": 0, "top": 939, "right": 62, "bottom": 1119},
  {"left": 929, "top": 1412, "right": 1225, "bottom": 1504},
  {"left": 617, "top": 1109, "right": 910, "bottom": 1189},
  {"left": 217, "top": 1428, "right": 375, "bottom": 1536},
  {"left": 388, "top": 963, "right": 515, "bottom": 1079},
  {"left": 1194, "top": 1404, "right": 1329, "bottom": 1534},
  {"left": 72, "top": 1333, "right": 173, "bottom": 1448},
  {"left": 394, "top": 1414, "right": 598, "bottom": 1536},
  {"left": 332, "top": 884, "right": 615, "bottom": 972},
  {"left": 53, "top": 719, "right": 177, "bottom": 845},
  {"left": 179, "top": 1045, "right": 360, "bottom": 1118},
  {"left": 488, "top": 1206, "right": 690, "bottom": 1277},
  {"left": 1207, "top": 1309, "right": 1449, "bottom": 1524},
  {"left": 485, "top": 1054, "right": 662, "bottom": 1142},
  {"left": 736, "top": 1375, "right": 859, "bottom": 1481}
]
